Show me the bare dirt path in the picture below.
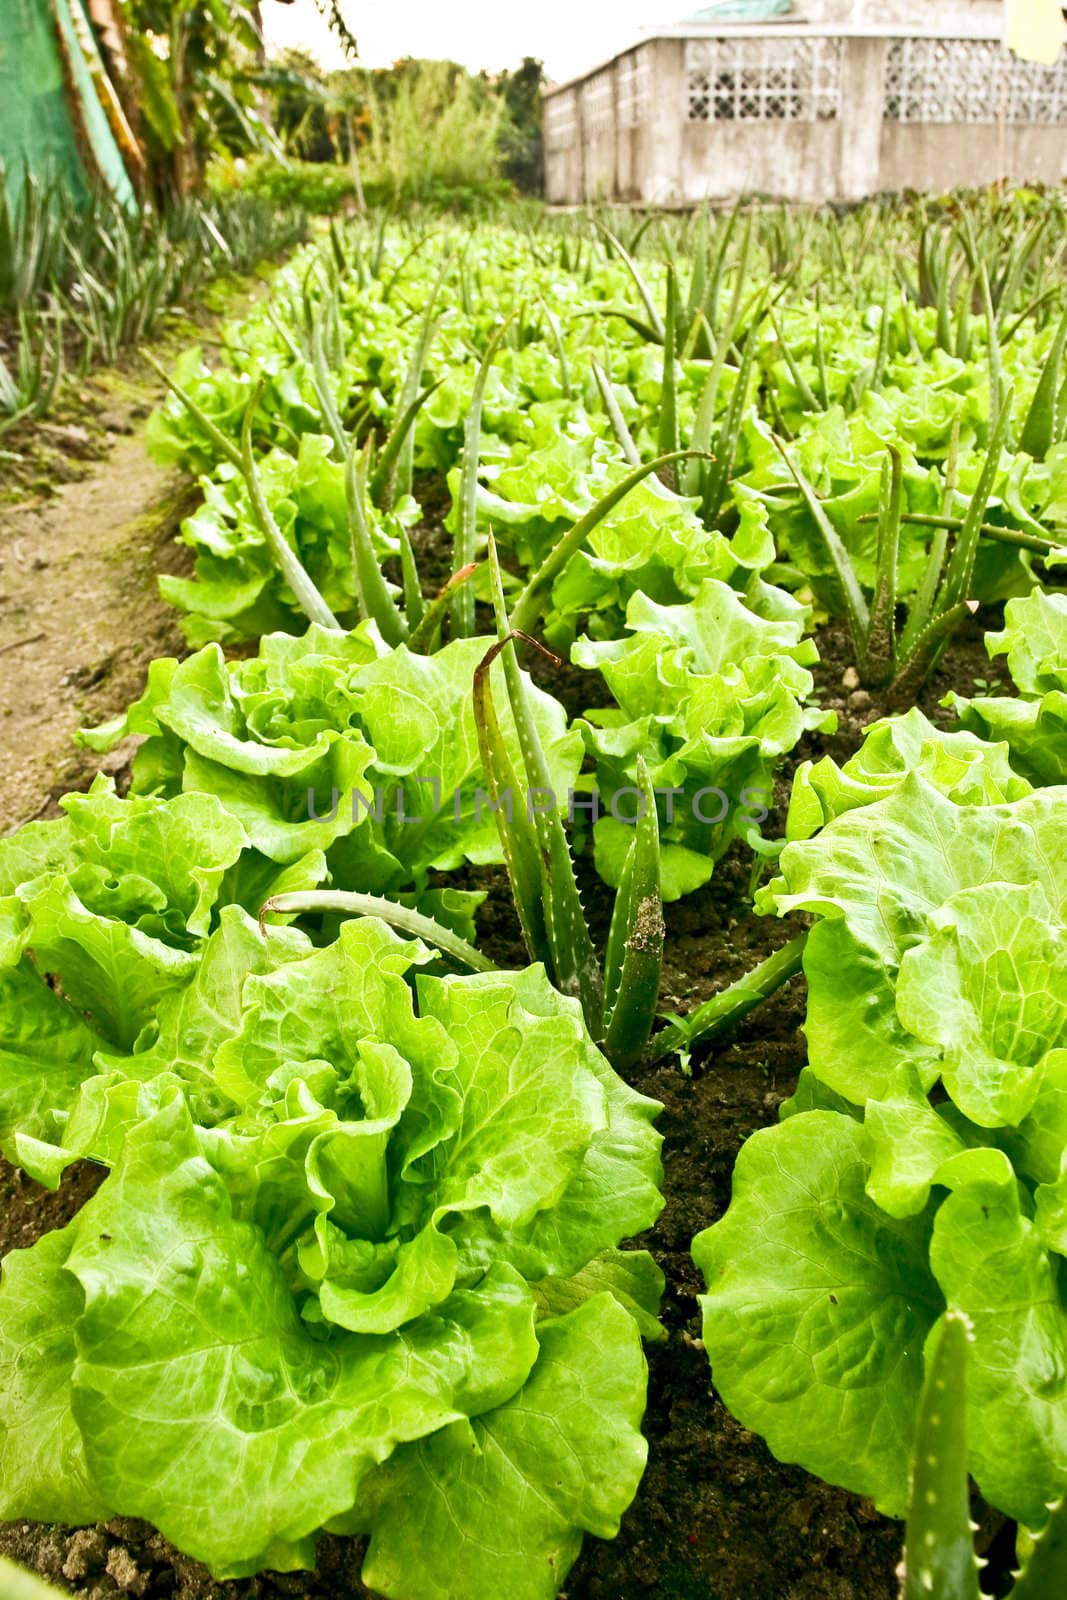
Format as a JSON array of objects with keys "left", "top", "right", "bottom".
[{"left": 0, "top": 404, "right": 191, "bottom": 832}]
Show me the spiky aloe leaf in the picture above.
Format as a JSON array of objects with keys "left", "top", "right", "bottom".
[
  {"left": 1019, "top": 308, "right": 1067, "bottom": 461},
  {"left": 1012, "top": 1500, "right": 1067, "bottom": 1599},
  {"left": 602, "top": 757, "right": 664, "bottom": 1071},
  {"left": 484, "top": 536, "right": 603, "bottom": 1034},
  {"left": 345, "top": 435, "right": 407, "bottom": 646},
  {"left": 861, "top": 445, "right": 903, "bottom": 686},
  {"left": 771, "top": 430, "right": 870, "bottom": 653},
  {"left": 891, "top": 600, "right": 979, "bottom": 698},
  {"left": 592, "top": 358, "right": 641, "bottom": 467},
  {"left": 509, "top": 450, "right": 702, "bottom": 635},
  {"left": 258, "top": 891, "right": 496, "bottom": 973},
  {"left": 644, "top": 933, "right": 807, "bottom": 1065},
  {"left": 451, "top": 319, "right": 511, "bottom": 638},
  {"left": 901, "top": 1311, "right": 981, "bottom": 1600}
]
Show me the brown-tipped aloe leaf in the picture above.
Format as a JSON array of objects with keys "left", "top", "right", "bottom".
[
  {"left": 901, "top": 1312, "right": 982, "bottom": 1600},
  {"left": 602, "top": 757, "right": 664, "bottom": 1071},
  {"left": 407, "top": 563, "right": 478, "bottom": 655}
]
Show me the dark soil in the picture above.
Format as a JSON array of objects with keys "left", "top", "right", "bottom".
[{"left": 0, "top": 471, "right": 1019, "bottom": 1600}]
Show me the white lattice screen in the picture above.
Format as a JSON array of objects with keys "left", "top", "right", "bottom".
[
  {"left": 616, "top": 47, "right": 652, "bottom": 128},
  {"left": 685, "top": 36, "right": 843, "bottom": 122},
  {"left": 884, "top": 37, "right": 1067, "bottom": 123}
]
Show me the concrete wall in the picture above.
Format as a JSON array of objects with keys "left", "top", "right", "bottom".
[{"left": 543, "top": 26, "right": 1067, "bottom": 205}]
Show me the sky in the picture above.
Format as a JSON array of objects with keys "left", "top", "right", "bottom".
[{"left": 260, "top": 0, "right": 667, "bottom": 84}]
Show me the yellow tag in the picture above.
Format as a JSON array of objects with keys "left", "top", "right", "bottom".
[{"left": 1005, "top": 0, "right": 1066, "bottom": 66}]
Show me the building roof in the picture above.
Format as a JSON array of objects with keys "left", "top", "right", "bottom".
[{"left": 684, "top": 1, "right": 794, "bottom": 18}]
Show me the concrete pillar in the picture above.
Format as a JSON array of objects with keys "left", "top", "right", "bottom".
[
  {"left": 643, "top": 37, "right": 686, "bottom": 205},
  {"left": 837, "top": 35, "right": 888, "bottom": 199}
]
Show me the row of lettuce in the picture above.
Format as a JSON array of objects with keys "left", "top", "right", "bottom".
[{"left": 1, "top": 201, "right": 1066, "bottom": 1594}]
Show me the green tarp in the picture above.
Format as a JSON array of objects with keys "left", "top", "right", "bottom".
[{"left": 0, "top": 0, "right": 134, "bottom": 203}]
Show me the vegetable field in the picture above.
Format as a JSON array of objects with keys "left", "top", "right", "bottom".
[{"left": 2, "top": 192, "right": 1067, "bottom": 1600}]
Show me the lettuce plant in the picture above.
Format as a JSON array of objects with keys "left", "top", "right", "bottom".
[
  {"left": 573, "top": 578, "right": 834, "bottom": 900},
  {"left": 948, "top": 588, "right": 1067, "bottom": 785},
  {"left": 81, "top": 622, "right": 583, "bottom": 935},
  {"left": 0, "top": 774, "right": 320, "bottom": 1186},
  {"left": 694, "top": 730, "right": 1067, "bottom": 1528},
  {"left": 0, "top": 917, "right": 665, "bottom": 1596}
]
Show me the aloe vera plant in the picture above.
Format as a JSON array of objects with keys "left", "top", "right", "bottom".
[
  {"left": 772, "top": 399, "right": 1014, "bottom": 692},
  {"left": 902, "top": 1313, "right": 1067, "bottom": 1600}
]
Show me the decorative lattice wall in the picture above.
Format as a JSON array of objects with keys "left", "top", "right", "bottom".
[
  {"left": 616, "top": 47, "right": 652, "bottom": 128},
  {"left": 884, "top": 37, "right": 1067, "bottom": 123},
  {"left": 685, "top": 35, "right": 843, "bottom": 122}
]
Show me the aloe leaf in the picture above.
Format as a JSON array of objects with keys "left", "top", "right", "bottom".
[
  {"left": 645, "top": 933, "right": 807, "bottom": 1065},
  {"left": 309, "top": 307, "right": 348, "bottom": 458},
  {"left": 1019, "top": 307, "right": 1067, "bottom": 460},
  {"left": 901, "top": 1312, "right": 981, "bottom": 1600},
  {"left": 397, "top": 522, "right": 426, "bottom": 629},
  {"left": 977, "top": 261, "right": 1002, "bottom": 424},
  {"left": 471, "top": 628, "right": 552, "bottom": 970},
  {"left": 938, "top": 394, "right": 1013, "bottom": 615},
  {"left": 596, "top": 223, "right": 665, "bottom": 342},
  {"left": 891, "top": 600, "right": 979, "bottom": 697},
  {"left": 258, "top": 890, "right": 496, "bottom": 973},
  {"left": 345, "top": 435, "right": 407, "bottom": 646},
  {"left": 602, "top": 757, "right": 664, "bottom": 1071},
  {"left": 702, "top": 315, "right": 763, "bottom": 522},
  {"left": 771, "top": 431, "right": 870, "bottom": 653},
  {"left": 1012, "top": 1500, "right": 1067, "bottom": 1599},
  {"left": 239, "top": 385, "right": 339, "bottom": 631},
  {"left": 144, "top": 351, "right": 242, "bottom": 470},
  {"left": 451, "top": 319, "right": 510, "bottom": 638},
  {"left": 370, "top": 380, "right": 443, "bottom": 511},
  {"left": 509, "top": 450, "right": 702, "bottom": 635},
  {"left": 592, "top": 358, "right": 641, "bottom": 467},
  {"left": 861, "top": 446, "right": 903, "bottom": 685},
  {"left": 486, "top": 537, "right": 603, "bottom": 1034},
  {"left": 657, "top": 266, "right": 681, "bottom": 485},
  {"left": 769, "top": 306, "right": 819, "bottom": 412},
  {"left": 0, "top": 1558, "right": 68, "bottom": 1600}
]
